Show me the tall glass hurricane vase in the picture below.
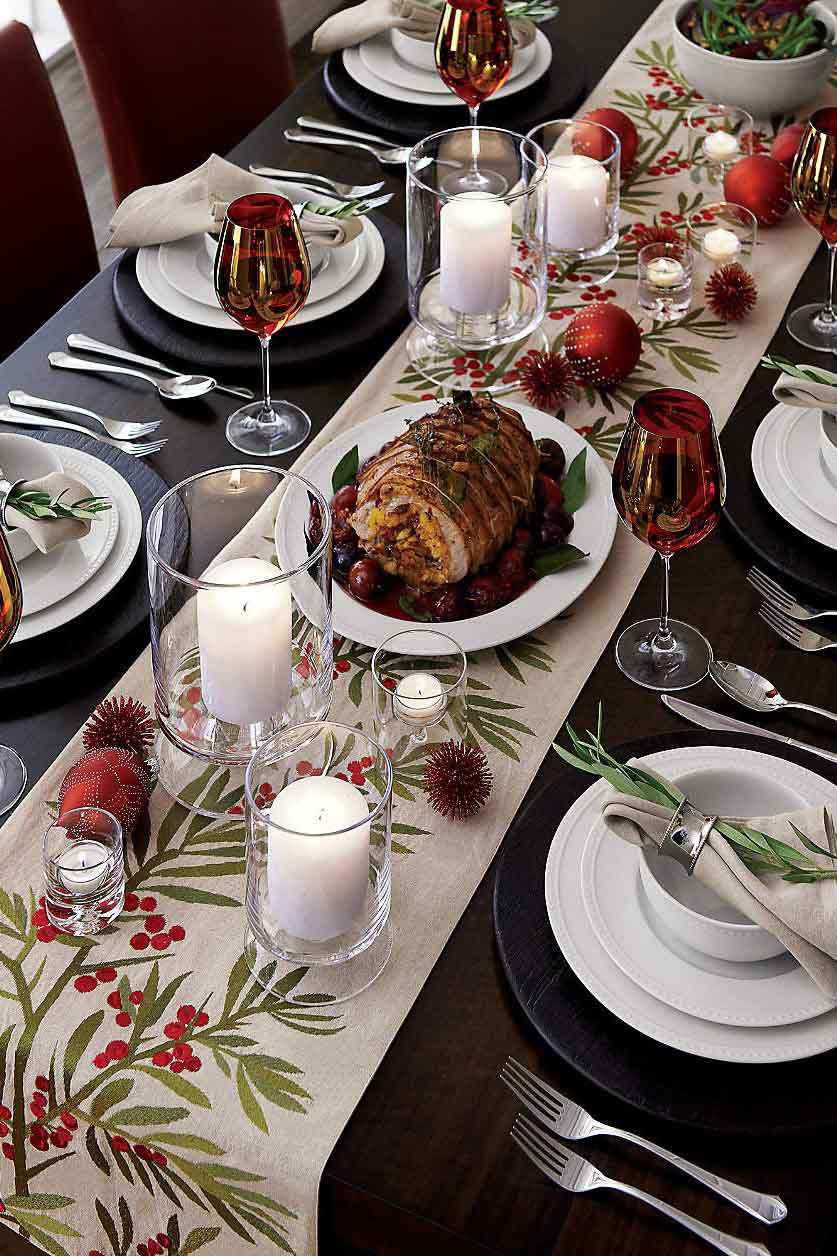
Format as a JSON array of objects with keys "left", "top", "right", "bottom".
[
  {"left": 788, "top": 108, "right": 837, "bottom": 352},
  {"left": 214, "top": 193, "right": 311, "bottom": 456}
]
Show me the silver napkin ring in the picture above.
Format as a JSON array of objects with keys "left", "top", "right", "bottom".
[
  {"left": 659, "top": 799, "right": 718, "bottom": 875},
  {"left": 0, "top": 476, "right": 23, "bottom": 531}
]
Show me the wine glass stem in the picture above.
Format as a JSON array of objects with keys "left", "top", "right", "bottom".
[
  {"left": 469, "top": 105, "right": 480, "bottom": 175},
  {"left": 657, "top": 552, "right": 673, "bottom": 647},
  {"left": 259, "top": 334, "right": 272, "bottom": 420},
  {"left": 823, "top": 243, "right": 837, "bottom": 325}
]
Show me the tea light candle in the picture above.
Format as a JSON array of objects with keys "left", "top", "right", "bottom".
[
  {"left": 197, "top": 556, "right": 291, "bottom": 727},
  {"left": 393, "top": 672, "right": 446, "bottom": 726},
  {"left": 647, "top": 257, "right": 686, "bottom": 289},
  {"left": 703, "top": 227, "right": 741, "bottom": 263},
  {"left": 439, "top": 192, "right": 512, "bottom": 314},
  {"left": 704, "top": 131, "right": 739, "bottom": 163},
  {"left": 267, "top": 776, "right": 370, "bottom": 941},
  {"left": 546, "top": 154, "right": 609, "bottom": 250},
  {"left": 56, "top": 841, "right": 109, "bottom": 893}
]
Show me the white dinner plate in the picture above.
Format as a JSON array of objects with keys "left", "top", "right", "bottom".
[
  {"left": 343, "top": 29, "right": 552, "bottom": 107},
  {"left": 752, "top": 402, "right": 837, "bottom": 551},
  {"left": 284, "top": 402, "right": 617, "bottom": 654},
  {"left": 13, "top": 448, "right": 142, "bottom": 644},
  {"left": 357, "top": 29, "right": 535, "bottom": 95},
  {"left": 775, "top": 403, "right": 837, "bottom": 526},
  {"left": 20, "top": 451, "right": 120, "bottom": 616},
  {"left": 545, "top": 745, "right": 837, "bottom": 1062},
  {"left": 136, "top": 217, "right": 385, "bottom": 333}
]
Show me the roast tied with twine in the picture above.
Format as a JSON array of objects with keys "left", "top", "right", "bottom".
[{"left": 311, "top": 0, "right": 536, "bottom": 55}]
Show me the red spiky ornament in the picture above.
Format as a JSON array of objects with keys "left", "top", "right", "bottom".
[
  {"left": 423, "top": 740, "right": 493, "bottom": 821},
  {"left": 58, "top": 694, "right": 155, "bottom": 833},
  {"left": 705, "top": 263, "right": 758, "bottom": 322},
  {"left": 516, "top": 349, "right": 577, "bottom": 411},
  {"left": 633, "top": 223, "right": 681, "bottom": 247},
  {"left": 83, "top": 696, "right": 155, "bottom": 757}
]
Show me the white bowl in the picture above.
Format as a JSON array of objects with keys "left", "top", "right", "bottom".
[
  {"left": 821, "top": 410, "right": 837, "bottom": 485},
  {"left": 672, "top": 0, "right": 837, "bottom": 117},
  {"left": 391, "top": 27, "right": 436, "bottom": 72},
  {"left": 0, "top": 433, "right": 63, "bottom": 564},
  {"left": 638, "top": 763, "right": 801, "bottom": 963}
]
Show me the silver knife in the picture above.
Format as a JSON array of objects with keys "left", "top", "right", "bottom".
[{"left": 662, "top": 695, "right": 837, "bottom": 766}]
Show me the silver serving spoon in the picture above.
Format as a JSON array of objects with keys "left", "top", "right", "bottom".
[
  {"left": 48, "top": 352, "right": 215, "bottom": 400},
  {"left": 710, "top": 658, "right": 837, "bottom": 727}
]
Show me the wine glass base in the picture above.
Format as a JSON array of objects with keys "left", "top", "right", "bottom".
[
  {"left": 440, "top": 166, "right": 509, "bottom": 196},
  {"left": 553, "top": 251, "right": 620, "bottom": 287},
  {"left": 786, "top": 303, "right": 837, "bottom": 353},
  {"left": 405, "top": 324, "right": 549, "bottom": 395},
  {"left": 0, "top": 745, "right": 26, "bottom": 815},
  {"left": 243, "top": 918, "right": 393, "bottom": 1004},
  {"left": 226, "top": 401, "right": 311, "bottom": 456},
  {"left": 615, "top": 618, "right": 713, "bottom": 692}
]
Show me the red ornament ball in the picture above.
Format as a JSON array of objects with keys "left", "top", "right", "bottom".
[
  {"left": 59, "top": 748, "right": 152, "bottom": 834},
  {"left": 770, "top": 122, "right": 807, "bottom": 169},
  {"left": 564, "top": 303, "right": 642, "bottom": 389},
  {"left": 724, "top": 155, "right": 791, "bottom": 226},
  {"left": 577, "top": 107, "right": 638, "bottom": 172}
]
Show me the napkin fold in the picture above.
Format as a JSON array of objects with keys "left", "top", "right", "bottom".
[
  {"left": 107, "top": 156, "right": 362, "bottom": 250},
  {"left": 4, "top": 472, "right": 95, "bottom": 554},
  {"left": 772, "top": 364, "right": 837, "bottom": 413},
  {"left": 312, "top": 0, "right": 535, "bottom": 54},
  {"left": 603, "top": 765, "right": 837, "bottom": 998}
]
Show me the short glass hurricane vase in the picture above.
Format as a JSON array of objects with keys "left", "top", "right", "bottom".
[
  {"left": 244, "top": 721, "right": 393, "bottom": 1003},
  {"left": 147, "top": 466, "right": 333, "bottom": 817},
  {"left": 406, "top": 127, "right": 548, "bottom": 393},
  {"left": 43, "top": 807, "right": 125, "bottom": 937},
  {"left": 371, "top": 629, "right": 468, "bottom": 761},
  {"left": 637, "top": 240, "right": 693, "bottom": 321},
  {"left": 525, "top": 118, "right": 621, "bottom": 286},
  {"left": 686, "top": 103, "right": 753, "bottom": 187},
  {"left": 686, "top": 201, "right": 758, "bottom": 292}
]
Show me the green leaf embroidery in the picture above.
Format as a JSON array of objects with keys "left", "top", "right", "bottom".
[
  {"left": 178, "top": 1226, "right": 223, "bottom": 1256},
  {"left": 91, "top": 1078, "right": 134, "bottom": 1119},
  {"left": 236, "top": 1061, "right": 269, "bottom": 1133},
  {"left": 132, "top": 1064, "right": 212, "bottom": 1109},
  {"left": 113, "top": 1104, "right": 189, "bottom": 1126}
]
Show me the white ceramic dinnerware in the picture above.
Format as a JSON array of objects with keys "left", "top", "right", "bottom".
[
  {"left": 362, "top": 29, "right": 535, "bottom": 94},
  {"left": 0, "top": 433, "right": 63, "bottom": 563},
  {"left": 752, "top": 402, "right": 837, "bottom": 550},
  {"left": 822, "top": 411, "right": 837, "bottom": 484}
]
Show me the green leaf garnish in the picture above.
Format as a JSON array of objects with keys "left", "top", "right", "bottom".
[
  {"left": 398, "top": 594, "right": 432, "bottom": 622},
  {"left": 332, "top": 445, "right": 359, "bottom": 494},
  {"left": 761, "top": 355, "right": 837, "bottom": 388},
  {"left": 532, "top": 543, "right": 588, "bottom": 577},
  {"left": 561, "top": 448, "right": 587, "bottom": 515},
  {"left": 6, "top": 487, "right": 111, "bottom": 522}
]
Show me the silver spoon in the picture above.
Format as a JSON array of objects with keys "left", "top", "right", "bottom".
[
  {"left": 710, "top": 658, "right": 837, "bottom": 727},
  {"left": 48, "top": 352, "right": 215, "bottom": 400}
]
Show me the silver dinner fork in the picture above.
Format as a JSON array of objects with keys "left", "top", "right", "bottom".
[
  {"left": 0, "top": 408, "right": 166, "bottom": 457},
  {"left": 8, "top": 391, "right": 160, "bottom": 442},
  {"left": 510, "top": 1115, "right": 771, "bottom": 1256},
  {"left": 747, "top": 566, "right": 837, "bottom": 622},
  {"left": 248, "top": 165, "right": 385, "bottom": 199},
  {"left": 759, "top": 603, "right": 837, "bottom": 652},
  {"left": 284, "top": 128, "right": 413, "bottom": 166},
  {"left": 501, "top": 1058, "right": 785, "bottom": 1224}
]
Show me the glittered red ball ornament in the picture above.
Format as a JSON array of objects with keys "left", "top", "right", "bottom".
[
  {"left": 724, "top": 155, "right": 791, "bottom": 226},
  {"left": 564, "top": 303, "right": 642, "bottom": 389},
  {"left": 59, "top": 748, "right": 152, "bottom": 834},
  {"left": 771, "top": 122, "right": 807, "bottom": 169},
  {"left": 578, "top": 108, "right": 638, "bottom": 172}
]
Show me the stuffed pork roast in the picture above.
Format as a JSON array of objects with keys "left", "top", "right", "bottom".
[{"left": 350, "top": 392, "right": 539, "bottom": 592}]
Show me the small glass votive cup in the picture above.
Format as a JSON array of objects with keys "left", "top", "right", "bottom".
[
  {"left": 637, "top": 241, "right": 693, "bottom": 320},
  {"left": 686, "top": 202, "right": 758, "bottom": 282},
  {"left": 687, "top": 104, "right": 753, "bottom": 184},
  {"left": 43, "top": 807, "right": 125, "bottom": 936},
  {"left": 370, "top": 629, "right": 468, "bottom": 755}
]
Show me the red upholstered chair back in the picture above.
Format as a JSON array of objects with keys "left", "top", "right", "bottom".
[
  {"left": 0, "top": 21, "right": 98, "bottom": 362},
  {"left": 58, "top": 0, "right": 295, "bottom": 203}
]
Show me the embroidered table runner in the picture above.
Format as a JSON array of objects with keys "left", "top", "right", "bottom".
[{"left": 1, "top": 4, "right": 832, "bottom": 1254}]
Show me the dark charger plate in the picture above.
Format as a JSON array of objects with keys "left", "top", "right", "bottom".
[{"left": 493, "top": 729, "right": 837, "bottom": 1137}]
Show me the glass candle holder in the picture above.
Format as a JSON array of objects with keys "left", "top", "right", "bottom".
[
  {"left": 687, "top": 104, "right": 753, "bottom": 186},
  {"left": 637, "top": 241, "right": 693, "bottom": 320},
  {"left": 43, "top": 807, "right": 124, "bottom": 936},
  {"left": 147, "top": 466, "right": 333, "bottom": 817},
  {"left": 526, "top": 118, "right": 621, "bottom": 285},
  {"left": 370, "top": 629, "right": 468, "bottom": 757},
  {"left": 244, "top": 720, "right": 393, "bottom": 1003},
  {"left": 406, "top": 126, "right": 548, "bottom": 393},
  {"left": 686, "top": 202, "right": 758, "bottom": 290}
]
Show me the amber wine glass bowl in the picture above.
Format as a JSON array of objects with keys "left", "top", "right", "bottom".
[
  {"left": 0, "top": 521, "right": 26, "bottom": 813},
  {"left": 788, "top": 107, "right": 837, "bottom": 351},
  {"left": 214, "top": 193, "right": 312, "bottom": 456},
  {"left": 612, "top": 388, "right": 724, "bottom": 691}
]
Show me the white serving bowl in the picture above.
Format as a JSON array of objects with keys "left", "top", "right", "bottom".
[
  {"left": 638, "top": 763, "right": 801, "bottom": 963},
  {"left": 821, "top": 410, "right": 837, "bottom": 485},
  {"left": 391, "top": 27, "right": 436, "bottom": 72},
  {"left": 0, "top": 433, "right": 63, "bottom": 564},
  {"left": 672, "top": 0, "right": 837, "bottom": 117}
]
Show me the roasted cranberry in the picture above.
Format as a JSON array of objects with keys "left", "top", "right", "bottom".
[
  {"left": 334, "top": 540, "right": 359, "bottom": 575},
  {"left": 512, "top": 527, "right": 534, "bottom": 553},
  {"left": 536, "top": 473, "right": 564, "bottom": 513},
  {"left": 348, "top": 558, "right": 382, "bottom": 600},
  {"left": 537, "top": 438, "right": 566, "bottom": 479},
  {"left": 466, "top": 573, "right": 504, "bottom": 613},
  {"left": 307, "top": 502, "right": 324, "bottom": 549},
  {"left": 429, "top": 584, "right": 465, "bottom": 622},
  {"left": 332, "top": 485, "right": 358, "bottom": 514},
  {"left": 540, "top": 507, "right": 574, "bottom": 546},
  {"left": 496, "top": 548, "right": 529, "bottom": 587}
]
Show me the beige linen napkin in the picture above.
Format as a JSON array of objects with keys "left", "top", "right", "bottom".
[
  {"left": 4, "top": 472, "right": 94, "bottom": 553},
  {"left": 602, "top": 765, "right": 837, "bottom": 998},
  {"left": 772, "top": 365, "right": 837, "bottom": 413},
  {"left": 107, "top": 156, "right": 362, "bottom": 250},
  {"left": 311, "top": 0, "right": 535, "bottom": 54}
]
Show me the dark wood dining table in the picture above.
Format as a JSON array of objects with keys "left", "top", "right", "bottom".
[{"left": 2, "top": 2, "right": 836, "bottom": 1252}]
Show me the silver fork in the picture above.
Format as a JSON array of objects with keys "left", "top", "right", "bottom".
[
  {"left": 284, "top": 128, "right": 412, "bottom": 166},
  {"left": 248, "top": 165, "right": 385, "bottom": 198},
  {"left": 501, "top": 1058, "right": 785, "bottom": 1224},
  {"left": 747, "top": 566, "right": 837, "bottom": 622},
  {"left": 759, "top": 603, "right": 837, "bottom": 652},
  {"left": 8, "top": 391, "right": 160, "bottom": 442},
  {"left": 0, "top": 408, "right": 166, "bottom": 457},
  {"left": 511, "top": 1115, "right": 771, "bottom": 1256}
]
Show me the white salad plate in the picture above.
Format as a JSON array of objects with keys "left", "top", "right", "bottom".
[
  {"left": 545, "top": 745, "right": 837, "bottom": 1062},
  {"left": 775, "top": 403, "right": 837, "bottom": 527},
  {"left": 13, "top": 448, "right": 141, "bottom": 644},
  {"left": 286, "top": 401, "right": 617, "bottom": 654},
  {"left": 0, "top": 432, "right": 63, "bottom": 564},
  {"left": 357, "top": 29, "right": 535, "bottom": 95},
  {"left": 752, "top": 401, "right": 837, "bottom": 551},
  {"left": 343, "top": 29, "right": 552, "bottom": 107}
]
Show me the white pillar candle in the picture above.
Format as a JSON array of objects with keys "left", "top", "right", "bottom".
[
  {"left": 647, "top": 257, "right": 686, "bottom": 289},
  {"left": 702, "top": 227, "right": 741, "bottom": 263},
  {"left": 197, "top": 556, "right": 291, "bottom": 727},
  {"left": 546, "top": 155, "right": 609, "bottom": 251},
  {"left": 439, "top": 192, "right": 512, "bottom": 315},
  {"left": 393, "top": 672, "right": 446, "bottom": 726},
  {"left": 267, "top": 776, "right": 370, "bottom": 942},
  {"left": 56, "top": 841, "right": 109, "bottom": 893},
  {"left": 704, "top": 131, "right": 739, "bottom": 163}
]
